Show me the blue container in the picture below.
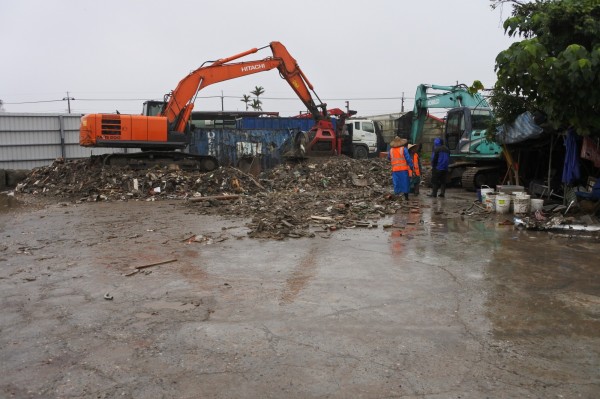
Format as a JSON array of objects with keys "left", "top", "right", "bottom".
[
  {"left": 236, "top": 116, "right": 337, "bottom": 131},
  {"left": 189, "top": 127, "right": 298, "bottom": 170}
]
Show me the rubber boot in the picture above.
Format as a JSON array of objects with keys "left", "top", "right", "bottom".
[{"left": 428, "top": 185, "right": 438, "bottom": 197}]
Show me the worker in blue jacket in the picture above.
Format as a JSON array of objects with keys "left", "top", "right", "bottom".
[{"left": 428, "top": 137, "right": 450, "bottom": 198}]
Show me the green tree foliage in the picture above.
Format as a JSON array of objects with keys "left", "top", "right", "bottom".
[
  {"left": 250, "top": 98, "right": 262, "bottom": 111},
  {"left": 240, "top": 94, "right": 251, "bottom": 111},
  {"left": 250, "top": 86, "right": 265, "bottom": 111},
  {"left": 491, "top": 0, "right": 600, "bottom": 136}
]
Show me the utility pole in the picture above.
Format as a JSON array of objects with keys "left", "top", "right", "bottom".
[
  {"left": 62, "top": 91, "right": 75, "bottom": 113},
  {"left": 401, "top": 92, "right": 405, "bottom": 112},
  {"left": 221, "top": 91, "right": 224, "bottom": 111},
  {"left": 345, "top": 101, "right": 349, "bottom": 114}
]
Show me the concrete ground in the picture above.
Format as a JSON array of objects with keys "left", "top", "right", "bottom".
[{"left": 1, "top": 189, "right": 599, "bottom": 398}]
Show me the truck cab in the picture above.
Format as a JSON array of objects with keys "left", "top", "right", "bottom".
[{"left": 343, "top": 119, "right": 380, "bottom": 159}]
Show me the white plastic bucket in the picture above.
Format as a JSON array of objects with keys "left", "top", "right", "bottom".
[
  {"left": 513, "top": 195, "right": 530, "bottom": 214},
  {"left": 495, "top": 194, "right": 511, "bottom": 214},
  {"left": 480, "top": 185, "right": 494, "bottom": 203},
  {"left": 485, "top": 194, "right": 496, "bottom": 211},
  {"left": 531, "top": 198, "right": 544, "bottom": 212}
]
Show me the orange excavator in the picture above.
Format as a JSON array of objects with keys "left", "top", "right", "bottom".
[{"left": 79, "top": 41, "right": 344, "bottom": 171}]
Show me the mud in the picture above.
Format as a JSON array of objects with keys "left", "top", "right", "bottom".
[{"left": 1, "top": 189, "right": 599, "bottom": 398}]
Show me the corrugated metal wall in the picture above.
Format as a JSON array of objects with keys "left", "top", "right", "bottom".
[
  {"left": 364, "top": 112, "right": 405, "bottom": 144},
  {"left": 0, "top": 113, "right": 124, "bottom": 169}
]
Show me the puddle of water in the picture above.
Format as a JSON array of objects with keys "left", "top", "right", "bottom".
[{"left": 0, "top": 194, "right": 20, "bottom": 212}]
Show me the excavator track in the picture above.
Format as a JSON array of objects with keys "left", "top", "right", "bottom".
[
  {"left": 102, "top": 151, "right": 219, "bottom": 172},
  {"left": 461, "top": 165, "right": 502, "bottom": 191}
]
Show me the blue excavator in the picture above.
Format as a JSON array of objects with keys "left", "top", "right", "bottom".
[{"left": 410, "top": 84, "right": 504, "bottom": 190}]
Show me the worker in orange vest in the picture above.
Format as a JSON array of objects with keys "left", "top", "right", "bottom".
[
  {"left": 387, "top": 136, "right": 415, "bottom": 200},
  {"left": 408, "top": 144, "right": 422, "bottom": 195}
]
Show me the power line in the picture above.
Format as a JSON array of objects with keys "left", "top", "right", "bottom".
[
  {"left": 5, "top": 95, "right": 414, "bottom": 103},
  {"left": 62, "top": 91, "right": 75, "bottom": 114},
  {"left": 4, "top": 99, "right": 65, "bottom": 104}
]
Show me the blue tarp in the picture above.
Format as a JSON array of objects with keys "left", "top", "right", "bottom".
[
  {"left": 496, "top": 111, "right": 544, "bottom": 144},
  {"left": 562, "top": 128, "right": 581, "bottom": 185}
]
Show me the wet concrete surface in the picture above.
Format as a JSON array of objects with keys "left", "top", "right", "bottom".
[{"left": 0, "top": 190, "right": 599, "bottom": 398}]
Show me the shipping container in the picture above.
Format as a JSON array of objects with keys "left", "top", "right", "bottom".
[
  {"left": 189, "top": 127, "right": 299, "bottom": 173},
  {"left": 236, "top": 116, "right": 337, "bottom": 131}
]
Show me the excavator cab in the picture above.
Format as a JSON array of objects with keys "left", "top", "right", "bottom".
[
  {"left": 142, "top": 100, "right": 165, "bottom": 117},
  {"left": 445, "top": 107, "right": 499, "bottom": 157}
]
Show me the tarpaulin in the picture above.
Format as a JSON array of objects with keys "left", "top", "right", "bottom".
[
  {"left": 496, "top": 111, "right": 544, "bottom": 144},
  {"left": 562, "top": 128, "right": 581, "bottom": 185}
]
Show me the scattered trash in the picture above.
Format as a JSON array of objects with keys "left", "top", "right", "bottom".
[
  {"left": 514, "top": 214, "right": 600, "bottom": 234},
  {"left": 104, "top": 293, "right": 114, "bottom": 300}
]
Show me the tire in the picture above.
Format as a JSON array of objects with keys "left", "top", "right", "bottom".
[{"left": 353, "top": 145, "right": 368, "bottom": 159}]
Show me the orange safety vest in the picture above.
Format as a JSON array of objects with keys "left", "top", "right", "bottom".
[
  {"left": 409, "top": 153, "right": 420, "bottom": 177},
  {"left": 390, "top": 146, "right": 409, "bottom": 172}
]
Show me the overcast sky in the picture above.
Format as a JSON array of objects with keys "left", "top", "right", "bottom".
[{"left": 0, "top": 0, "right": 515, "bottom": 118}]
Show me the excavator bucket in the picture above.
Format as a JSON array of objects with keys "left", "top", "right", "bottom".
[{"left": 281, "top": 130, "right": 309, "bottom": 160}]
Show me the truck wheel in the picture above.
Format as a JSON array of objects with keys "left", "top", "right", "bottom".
[{"left": 353, "top": 146, "right": 368, "bottom": 159}]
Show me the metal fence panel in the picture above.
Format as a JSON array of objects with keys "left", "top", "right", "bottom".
[{"left": 0, "top": 113, "right": 124, "bottom": 169}]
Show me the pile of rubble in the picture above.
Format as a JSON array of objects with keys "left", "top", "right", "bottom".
[{"left": 16, "top": 156, "right": 411, "bottom": 239}]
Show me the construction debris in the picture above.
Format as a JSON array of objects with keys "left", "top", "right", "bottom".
[
  {"left": 15, "top": 156, "right": 407, "bottom": 239},
  {"left": 514, "top": 214, "right": 600, "bottom": 232}
]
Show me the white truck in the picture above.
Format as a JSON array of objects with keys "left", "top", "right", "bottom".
[{"left": 343, "top": 118, "right": 382, "bottom": 159}]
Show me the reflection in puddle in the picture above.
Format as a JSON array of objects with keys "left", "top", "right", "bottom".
[{"left": 0, "top": 194, "right": 20, "bottom": 212}]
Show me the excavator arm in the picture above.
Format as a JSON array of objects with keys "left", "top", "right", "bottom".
[{"left": 163, "top": 42, "right": 327, "bottom": 134}]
